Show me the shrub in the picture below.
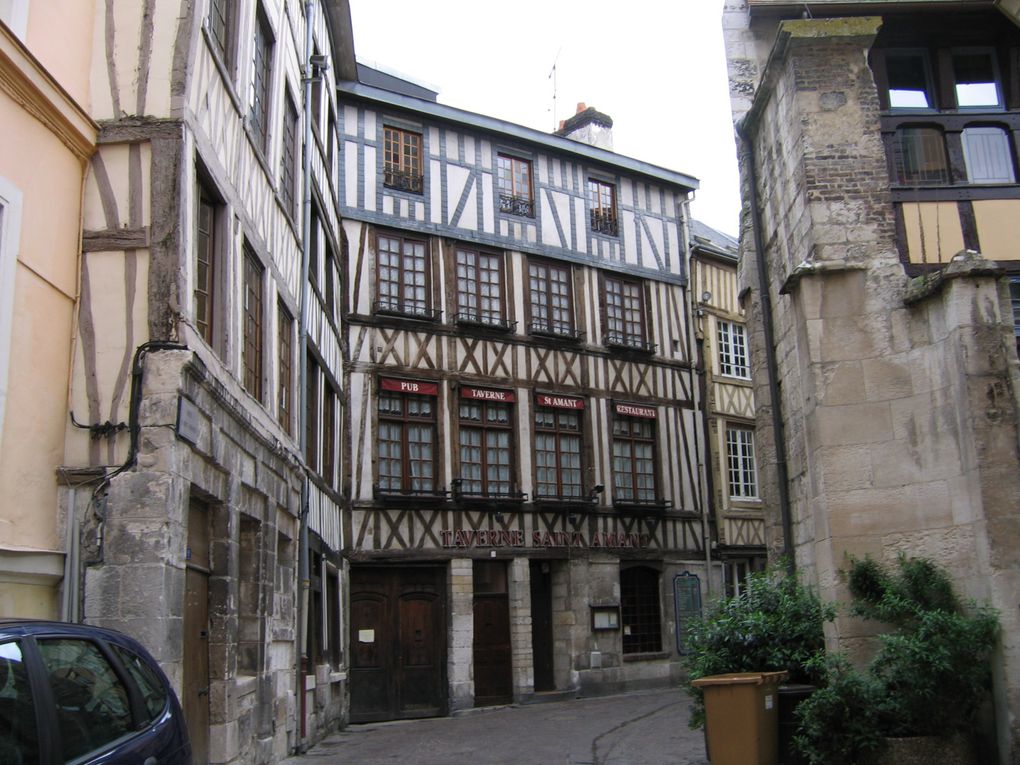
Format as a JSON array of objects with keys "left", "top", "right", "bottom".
[
  {"left": 682, "top": 567, "right": 835, "bottom": 728},
  {"left": 793, "top": 655, "right": 885, "bottom": 765},
  {"left": 795, "top": 555, "right": 999, "bottom": 762}
]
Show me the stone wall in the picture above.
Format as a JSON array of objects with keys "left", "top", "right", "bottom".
[{"left": 725, "top": 4, "right": 1020, "bottom": 761}]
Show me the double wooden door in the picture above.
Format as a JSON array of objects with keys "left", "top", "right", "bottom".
[{"left": 350, "top": 566, "right": 447, "bottom": 722}]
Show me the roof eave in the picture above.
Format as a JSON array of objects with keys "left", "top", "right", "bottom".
[{"left": 338, "top": 80, "right": 700, "bottom": 192}]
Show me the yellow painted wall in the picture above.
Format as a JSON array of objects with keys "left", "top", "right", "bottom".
[
  {"left": 901, "top": 201, "right": 966, "bottom": 265},
  {"left": 973, "top": 199, "right": 1020, "bottom": 261},
  {"left": 24, "top": 0, "right": 96, "bottom": 110}
]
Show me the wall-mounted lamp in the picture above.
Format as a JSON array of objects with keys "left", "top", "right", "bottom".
[
  {"left": 589, "top": 484, "right": 605, "bottom": 502},
  {"left": 493, "top": 510, "right": 505, "bottom": 524},
  {"left": 567, "top": 513, "right": 581, "bottom": 529}
]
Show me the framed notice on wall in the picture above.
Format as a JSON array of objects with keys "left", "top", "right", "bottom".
[
  {"left": 590, "top": 605, "right": 621, "bottom": 631},
  {"left": 673, "top": 572, "right": 703, "bottom": 655}
]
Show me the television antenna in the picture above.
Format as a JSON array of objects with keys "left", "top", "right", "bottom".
[{"left": 548, "top": 48, "right": 562, "bottom": 131}]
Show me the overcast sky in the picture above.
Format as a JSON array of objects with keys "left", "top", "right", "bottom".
[{"left": 347, "top": 0, "right": 741, "bottom": 236}]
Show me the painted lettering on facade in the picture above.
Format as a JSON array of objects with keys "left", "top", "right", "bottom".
[{"left": 439, "top": 528, "right": 649, "bottom": 549}]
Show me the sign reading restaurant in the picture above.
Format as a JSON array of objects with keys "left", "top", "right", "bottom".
[{"left": 440, "top": 528, "right": 650, "bottom": 549}]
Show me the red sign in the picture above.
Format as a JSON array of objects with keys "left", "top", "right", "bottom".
[
  {"left": 380, "top": 378, "right": 439, "bottom": 396},
  {"left": 535, "top": 393, "right": 585, "bottom": 410},
  {"left": 461, "top": 386, "right": 516, "bottom": 403},
  {"left": 615, "top": 402, "right": 657, "bottom": 419}
]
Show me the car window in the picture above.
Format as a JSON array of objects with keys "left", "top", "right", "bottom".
[
  {"left": 0, "top": 640, "right": 40, "bottom": 765},
  {"left": 38, "top": 638, "right": 134, "bottom": 762},
  {"left": 110, "top": 644, "right": 167, "bottom": 722}
]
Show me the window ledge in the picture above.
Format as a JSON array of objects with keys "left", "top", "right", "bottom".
[{"left": 622, "top": 651, "right": 671, "bottom": 663}]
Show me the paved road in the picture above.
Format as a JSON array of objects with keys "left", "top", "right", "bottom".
[{"left": 283, "top": 688, "right": 709, "bottom": 765}]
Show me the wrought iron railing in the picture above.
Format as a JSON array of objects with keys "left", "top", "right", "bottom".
[
  {"left": 604, "top": 331, "right": 656, "bottom": 353},
  {"left": 590, "top": 209, "right": 619, "bottom": 236},
  {"left": 528, "top": 320, "right": 584, "bottom": 341},
  {"left": 384, "top": 167, "right": 424, "bottom": 194},
  {"left": 454, "top": 312, "right": 516, "bottom": 332},
  {"left": 499, "top": 193, "right": 534, "bottom": 217},
  {"left": 373, "top": 300, "right": 441, "bottom": 322}
]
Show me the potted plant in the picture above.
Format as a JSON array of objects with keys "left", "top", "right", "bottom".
[{"left": 794, "top": 555, "right": 1000, "bottom": 765}]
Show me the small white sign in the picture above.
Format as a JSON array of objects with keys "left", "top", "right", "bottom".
[
  {"left": 765, "top": 694, "right": 774, "bottom": 710},
  {"left": 358, "top": 629, "right": 375, "bottom": 644}
]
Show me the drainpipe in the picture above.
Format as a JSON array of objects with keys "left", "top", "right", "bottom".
[
  {"left": 294, "top": 0, "right": 315, "bottom": 753},
  {"left": 735, "top": 122, "right": 795, "bottom": 574}
]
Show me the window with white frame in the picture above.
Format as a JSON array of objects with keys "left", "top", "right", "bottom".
[
  {"left": 717, "top": 320, "right": 749, "bottom": 379},
  {"left": 726, "top": 426, "right": 758, "bottom": 500},
  {"left": 1011, "top": 276, "right": 1020, "bottom": 358}
]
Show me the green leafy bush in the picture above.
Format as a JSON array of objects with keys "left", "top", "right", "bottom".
[
  {"left": 795, "top": 555, "right": 999, "bottom": 763},
  {"left": 793, "top": 655, "right": 885, "bottom": 765},
  {"left": 682, "top": 568, "right": 835, "bottom": 728}
]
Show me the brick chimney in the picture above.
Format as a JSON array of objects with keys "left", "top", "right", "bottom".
[{"left": 554, "top": 101, "right": 613, "bottom": 151}]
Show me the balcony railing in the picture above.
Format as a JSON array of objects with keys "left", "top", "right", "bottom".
[
  {"left": 373, "top": 300, "right": 441, "bottom": 322},
  {"left": 528, "top": 320, "right": 584, "bottom": 341},
  {"left": 384, "top": 167, "right": 424, "bottom": 194},
  {"left": 499, "top": 193, "right": 534, "bottom": 218},
  {"left": 590, "top": 209, "right": 619, "bottom": 236},
  {"left": 604, "top": 331, "right": 656, "bottom": 354},
  {"left": 454, "top": 311, "right": 516, "bottom": 332}
]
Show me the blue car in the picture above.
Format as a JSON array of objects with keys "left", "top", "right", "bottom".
[{"left": 0, "top": 620, "right": 192, "bottom": 764}]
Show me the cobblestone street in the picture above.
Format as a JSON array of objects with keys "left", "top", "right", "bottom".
[{"left": 282, "top": 688, "right": 709, "bottom": 765}]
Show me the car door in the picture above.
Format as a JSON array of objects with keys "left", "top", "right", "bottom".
[{"left": 31, "top": 635, "right": 189, "bottom": 765}]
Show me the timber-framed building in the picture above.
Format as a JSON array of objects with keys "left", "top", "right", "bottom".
[
  {"left": 58, "top": 0, "right": 355, "bottom": 761},
  {"left": 337, "top": 82, "right": 712, "bottom": 719}
]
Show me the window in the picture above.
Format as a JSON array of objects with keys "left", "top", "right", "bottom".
[
  {"left": 724, "top": 558, "right": 767, "bottom": 599},
  {"left": 237, "top": 515, "right": 261, "bottom": 674},
  {"left": 207, "top": 0, "right": 234, "bottom": 67},
  {"left": 109, "top": 644, "right": 168, "bottom": 723},
  {"left": 376, "top": 232, "right": 431, "bottom": 318},
  {"left": 1011, "top": 277, "right": 1020, "bottom": 358},
  {"left": 39, "top": 638, "right": 134, "bottom": 761},
  {"left": 528, "top": 259, "right": 576, "bottom": 337},
  {"left": 249, "top": 9, "right": 273, "bottom": 152},
  {"left": 456, "top": 247, "right": 507, "bottom": 328},
  {"left": 885, "top": 50, "right": 933, "bottom": 109},
  {"left": 322, "top": 383, "right": 337, "bottom": 488},
  {"left": 953, "top": 50, "right": 1002, "bottom": 109},
  {"left": 497, "top": 154, "right": 534, "bottom": 217},
  {"left": 0, "top": 641, "right": 39, "bottom": 761},
  {"left": 962, "top": 126, "right": 1015, "bottom": 183},
  {"left": 242, "top": 246, "right": 264, "bottom": 400},
  {"left": 324, "top": 240, "right": 337, "bottom": 321},
  {"left": 306, "top": 353, "right": 319, "bottom": 470},
  {"left": 378, "top": 379, "right": 438, "bottom": 494},
  {"left": 726, "top": 426, "right": 758, "bottom": 500},
  {"left": 612, "top": 406, "right": 657, "bottom": 504},
  {"left": 588, "top": 178, "right": 618, "bottom": 235},
  {"left": 604, "top": 275, "right": 651, "bottom": 351},
  {"left": 383, "top": 126, "right": 423, "bottom": 193},
  {"left": 892, "top": 127, "right": 950, "bottom": 186},
  {"left": 280, "top": 92, "right": 299, "bottom": 217},
  {"left": 620, "top": 566, "right": 662, "bottom": 654},
  {"left": 534, "top": 395, "right": 583, "bottom": 499},
  {"left": 458, "top": 388, "right": 515, "bottom": 497},
  {"left": 277, "top": 301, "right": 293, "bottom": 434},
  {"left": 717, "top": 320, "right": 749, "bottom": 379},
  {"left": 195, "top": 177, "right": 221, "bottom": 346}
]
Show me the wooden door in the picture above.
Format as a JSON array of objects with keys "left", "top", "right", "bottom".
[
  {"left": 529, "top": 560, "right": 555, "bottom": 692},
  {"left": 183, "top": 501, "right": 210, "bottom": 764},
  {"left": 350, "top": 567, "right": 446, "bottom": 722},
  {"left": 473, "top": 560, "right": 512, "bottom": 705},
  {"left": 472, "top": 595, "right": 511, "bottom": 704}
]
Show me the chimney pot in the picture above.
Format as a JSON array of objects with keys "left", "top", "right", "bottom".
[{"left": 576, "top": 102, "right": 586, "bottom": 114}]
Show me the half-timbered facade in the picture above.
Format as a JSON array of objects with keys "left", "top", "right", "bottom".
[
  {"left": 337, "top": 80, "right": 709, "bottom": 718},
  {"left": 59, "top": 1, "right": 356, "bottom": 761},
  {"left": 689, "top": 221, "right": 767, "bottom": 594}
]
